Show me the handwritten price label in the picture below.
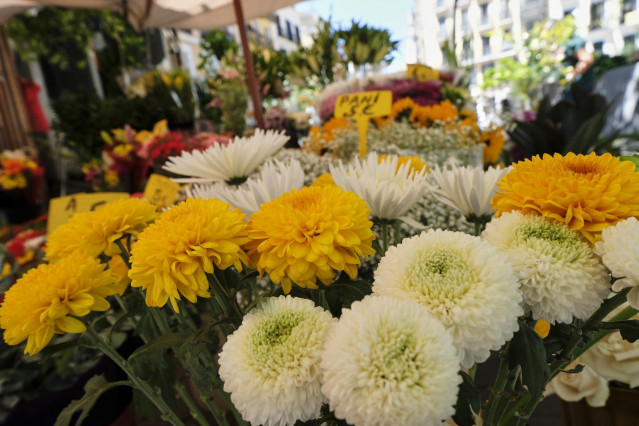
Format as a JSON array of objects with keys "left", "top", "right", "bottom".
[
  {"left": 335, "top": 91, "right": 392, "bottom": 157},
  {"left": 406, "top": 64, "right": 440, "bottom": 82},
  {"left": 47, "top": 192, "right": 129, "bottom": 234},
  {"left": 143, "top": 174, "right": 180, "bottom": 208}
]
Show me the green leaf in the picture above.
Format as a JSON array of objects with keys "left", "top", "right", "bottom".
[
  {"left": 127, "top": 331, "right": 191, "bottom": 362},
  {"left": 602, "top": 320, "right": 639, "bottom": 343},
  {"left": 452, "top": 371, "right": 481, "bottom": 426},
  {"left": 507, "top": 325, "right": 551, "bottom": 398},
  {"left": 54, "top": 375, "right": 130, "bottom": 426}
]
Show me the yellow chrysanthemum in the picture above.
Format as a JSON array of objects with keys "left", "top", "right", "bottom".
[
  {"left": 245, "top": 186, "right": 375, "bottom": 294},
  {"left": 311, "top": 173, "right": 336, "bottom": 187},
  {"left": 104, "top": 169, "right": 120, "bottom": 188},
  {"left": 411, "top": 100, "right": 458, "bottom": 126},
  {"left": 128, "top": 198, "right": 250, "bottom": 312},
  {"left": 492, "top": 153, "right": 639, "bottom": 243},
  {"left": 46, "top": 198, "right": 158, "bottom": 262},
  {"left": 482, "top": 126, "right": 506, "bottom": 164},
  {"left": 388, "top": 98, "right": 416, "bottom": 121},
  {"left": 108, "top": 255, "right": 131, "bottom": 296},
  {"left": 377, "top": 155, "right": 428, "bottom": 174},
  {"left": 112, "top": 144, "right": 133, "bottom": 158},
  {"left": 0, "top": 254, "right": 118, "bottom": 355}
]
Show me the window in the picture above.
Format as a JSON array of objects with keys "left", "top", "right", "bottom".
[
  {"left": 482, "top": 63, "right": 493, "bottom": 74},
  {"left": 503, "top": 29, "right": 513, "bottom": 50},
  {"left": 275, "top": 15, "right": 283, "bottom": 36},
  {"left": 295, "top": 26, "right": 301, "bottom": 43},
  {"left": 622, "top": 0, "right": 636, "bottom": 24},
  {"left": 286, "top": 20, "right": 293, "bottom": 41},
  {"left": 593, "top": 41, "right": 604, "bottom": 53},
  {"left": 590, "top": 2, "right": 603, "bottom": 30},
  {"left": 623, "top": 35, "right": 636, "bottom": 53},
  {"left": 439, "top": 17, "right": 447, "bottom": 39},
  {"left": 480, "top": 4, "right": 489, "bottom": 25},
  {"left": 463, "top": 39, "right": 473, "bottom": 61},
  {"left": 500, "top": 0, "right": 510, "bottom": 19},
  {"left": 525, "top": 20, "right": 535, "bottom": 31},
  {"left": 462, "top": 9, "right": 470, "bottom": 32},
  {"left": 437, "top": 0, "right": 445, "bottom": 8},
  {"left": 482, "top": 36, "right": 491, "bottom": 56},
  {"left": 564, "top": 8, "right": 574, "bottom": 17}
]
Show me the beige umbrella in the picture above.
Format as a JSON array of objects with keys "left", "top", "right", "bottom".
[{"left": 0, "top": 0, "right": 307, "bottom": 128}]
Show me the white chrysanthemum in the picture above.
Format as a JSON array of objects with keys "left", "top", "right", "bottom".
[
  {"left": 218, "top": 296, "right": 336, "bottom": 426},
  {"left": 372, "top": 229, "right": 522, "bottom": 367},
  {"left": 429, "top": 165, "right": 511, "bottom": 219},
  {"left": 594, "top": 217, "right": 639, "bottom": 309},
  {"left": 163, "top": 129, "right": 289, "bottom": 183},
  {"left": 187, "top": 159, "right": 304, "bottom": 217},
  {"left": 547, "top": 360, "right": 609, "bottom": 407},
  {"left": 483, "top": 212, "right": 610, "bottom": 324},
  {"left": 321, "top": 296, "right": 460, "bottom": 426},
  {"left": 329, "top": 153, "right": 428, "bottom": 220}
]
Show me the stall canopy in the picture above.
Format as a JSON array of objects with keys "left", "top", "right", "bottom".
[{"left": 0, "top": 0, "right": 306, "bottom": 127}]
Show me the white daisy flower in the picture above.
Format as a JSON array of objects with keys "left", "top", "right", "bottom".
[
  {"left": 428, "top": 165, "right": 511, "bottom": 220},
  {"left": 321, "top": 296, "right": 460, "bottom": 426},
  {"left": 329, "top": 153, "right": 429, "bottom": 220},
  {"left": 187, "top": 159, "right": 305, "bottom": 217},
  {"left": 163, "top": 129, "right": 289, "bottom": 184},
  {"left": 483, "top": 212, "right": 609, "bottom": 324},
  {"left": 594, "top": 217, "right": 639, "bottom": 309},
  {"left": 372, "top": 229, "right": 522, "bottom": 367},
  {"left": 218, "top": 296, "right": 336, "bottom": 426}
]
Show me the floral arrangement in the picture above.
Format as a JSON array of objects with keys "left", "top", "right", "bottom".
[
  {"left": 0, "top": 150, "right": 43, "bottom": 191},
  {"left": 1, "top": 144, "right": 639, "bottom": 426},
  {"left": 142, "top": 131, "right": 231, "bottom": 170}
]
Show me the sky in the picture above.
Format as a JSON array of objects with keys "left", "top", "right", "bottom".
[{"left": 295, "top": 0, "right": 415, "bottom": 73}]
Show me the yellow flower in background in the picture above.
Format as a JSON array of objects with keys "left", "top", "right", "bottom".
[
  {"left": 137, "top": 119, "right": 168, "bottom": 145},
  {"left": 112, "top": 144, "right": 133, "bottom": 158},
  {"left": 534, "top": 319, "right": 551, "bottom": 338},
  {"left": 311, "top": 173, "right": 336, "bottom": 187},
  {"left": 303, "top": 117, "right": 353, "bottom": 155},
  {"left": 129, "top": 198, "right": 250, "bottom": 312},
  {"left": 46, "top": 198, "right": 158, "bottom": 262},
  {"left": 246, "top": 186, "right": 375, "bottom": 294},
  {"left": 492, "top": 153, "right": 639, "bottom": 244},
  {"left": 482, "top": 126, "right": 506, "bottom": 164},
  {"left": 377, "top": 155, "right": 428, "bottom": 175},
  {"left": 0, "top": 254, "right": 118, "bottom": 355},
  {"left": 104, "top": 169, "right": 120, "bottom": 188},
  {"left": 388, "top": 98, "right": 416, "bottom": 121}
]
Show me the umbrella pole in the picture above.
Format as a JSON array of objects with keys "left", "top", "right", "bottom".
[{"left": 232, "top": 0, "right": 265, "bottom": 129}]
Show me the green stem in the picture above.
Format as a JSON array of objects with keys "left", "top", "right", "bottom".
[
  {"left": 115, "top": 239, "right": 131, "bottom": 269},
  {"left": 209, "top": 273, "right": 243, "bottom": 328},
  {"left": 474, "top": 221, "right": 482, "bottom": 237},
  {"left": 393, "top": 219, "right": 402, "bottom": 246},
  {"left": 380, "top": 222, "right": 389, "bottom": 255},
  {"left": 85, "top": 327, "right": 185, "bottom": 426},
  {"left": 483, "top": 342, "right": 512, "bottom": 425},
  {"left": 199, "top": 392, "right": 230, "bottom": 426},
  {"left": 572, "top": 305, "right": 639, "bottom": 359},
  {"left": 149, "top": 307, "right": 171, "bottom": 335},
  {"left": 175, "top": 382, "right": 210, "bottom": 426},
  {"left": 468, "top": 364, "right": 477, "bottom": 380}
]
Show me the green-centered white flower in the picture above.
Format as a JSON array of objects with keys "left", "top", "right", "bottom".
[
  {"left": 321, "top": 296, "right": 460, "bottom": 426},
  {"left": 373, "top": 229, "right": 522, "bottom": 367},
  {"left": 428, "top": 165, "right": 511, "bottom": 220},
  {"left": 188, "top": 159, "right": 305, "bottom": 217},
  {"left": 594, "top": 217, "right": 639, "bottom": 309},
  {"left": 330, "top": 153, "right": 429, "bottom": 220},
  {"left": 483, "top": 211, "right": 609, "bottom": 324},
  {"left": 218, "top": 296, "right": 336, "bottom": 426},
  {"left": 163, "top": 129, "right": 289, "bottom": 184}
]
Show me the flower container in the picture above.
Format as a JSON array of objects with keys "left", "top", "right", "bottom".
[{"left": 561, "top": 386, "right": 639, "bottom": 426}]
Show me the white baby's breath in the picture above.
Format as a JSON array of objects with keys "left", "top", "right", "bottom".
[
  {"left": 188, "top": 159, "right": 304, "bottom": 217},
  {"left": 321, "top": 296, "right": 460, "bottom": 426},
  {"left": 330, "top": 153, "right": 428, "bottom": 220},
  {"left": 373, "top": 229, "right": 522, "bottom": 367},
  {"left": 163, "top": 129, "right": 289, "bottom": 183}
]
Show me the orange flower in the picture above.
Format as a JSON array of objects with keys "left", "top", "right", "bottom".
[
  {"left": 492, "top": 153, "right": 639, "bottom": 243},
  {"left": 482, "top": 126, "right": 506, "bottom": 164},
  {"left": 388, "top": 98, "right": 416, "bottom": 121}
]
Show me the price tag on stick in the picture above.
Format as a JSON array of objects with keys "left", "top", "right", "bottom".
[
  {"left": 335, "top": 91, "right": 392, "bottom": 157},
  {"left": 406, "top": 64, "right": 440, "bottom": 82},
  {"left": 47, "top": 192, "right": 129, "bottom": 234},
  {"left": 143, "top": 174, "right": 180, "bottom": 208}
]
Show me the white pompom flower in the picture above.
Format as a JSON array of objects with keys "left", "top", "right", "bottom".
[
  {"left": 321, "top": 296, "right": 461, "bottom": 426},
  {"left": 329, "top": 153, "right": 428, "bottom": 220},
  {"left": 188, "top": 159, "right": 304, "bottom": 217},
  {"left": 483, "top": 211, "right": 609, "bottom": 324},
  {"left": 594, "top": 217, "right": 639, "bottom": 309},
  {"left": 428, "top": 165, "right": 511, "bottom": 220},
  {"left": 372, "top": 229, "right": 522, "bottom": 367},
  {"left": 163, "top": 129, "right": 289, "bottom": 184},
  {"left": 218, "top": 296, "right": 336, "bottom": 426}
]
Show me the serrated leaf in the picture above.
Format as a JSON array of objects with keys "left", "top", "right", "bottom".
[
  {"left": 604, "top": 320, "right": 639, "bottom": 343},
  {"left": 507, "top": 325, "right": 551, "bottom": 398},
  {"left": 54, "top": 375, "right": 130, "bottom": 426},
  {"left": 452, "top": 371, "right": 480, "bottom": 426}
]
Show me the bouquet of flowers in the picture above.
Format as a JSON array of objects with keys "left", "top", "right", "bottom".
[
  {"left": 0, "top": 150, "right": 43, "bottom": 192},
  {"left": 2, "top": 131, "right": 639, "bottom": 426},
  {"left": 141, "top": 131, "right": 231, "bottom": 171}
]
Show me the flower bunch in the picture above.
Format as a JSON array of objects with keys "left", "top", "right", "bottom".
[{"left": 0, "top": 150, "right": 43, "bottom": 191}]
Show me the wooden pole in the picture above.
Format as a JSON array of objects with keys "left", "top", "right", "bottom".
[{"left": 232, "top": 0, "right": 265, "bottom": 129}]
